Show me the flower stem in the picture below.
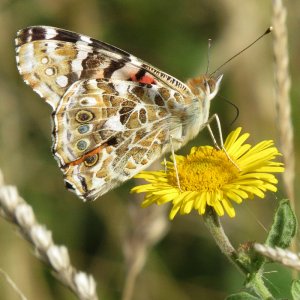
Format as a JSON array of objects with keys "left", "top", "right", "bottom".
[
  {"left": 203, "top": 208, "right": 274, "bottom": 299},
  {"left": 203, "top": 208, "right": 248, "bottom": 274}
]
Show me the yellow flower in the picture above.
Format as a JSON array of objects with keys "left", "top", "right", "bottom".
[{"left": 131, "top": 128, "right": 284, "bottom": 219}]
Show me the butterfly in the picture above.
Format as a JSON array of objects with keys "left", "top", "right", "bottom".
[{"left": 15, "top": 26, "right": 222, "bottom": 201}]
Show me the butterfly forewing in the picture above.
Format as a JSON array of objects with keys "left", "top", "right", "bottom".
[{"left": 16, "top": 26, "right": 192, "bottom": 109}]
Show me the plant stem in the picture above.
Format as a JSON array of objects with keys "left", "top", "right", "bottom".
[
  {"left": 203, "top": 208, "right": 274, "bottom": 299},
  {"left": 203, "top": 208, "right": 248, "bottom": 274},
  {"left": 248, "top": 273, "right": 274, "bottom": 300}
]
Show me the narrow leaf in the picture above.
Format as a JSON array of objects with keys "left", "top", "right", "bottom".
[{"left": 266, "top": 199, "right": 297, "bottom": 248}]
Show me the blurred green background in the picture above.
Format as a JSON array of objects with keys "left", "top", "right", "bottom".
[{"left": 0, "top": 0, "right": 299, "bottom": 299}]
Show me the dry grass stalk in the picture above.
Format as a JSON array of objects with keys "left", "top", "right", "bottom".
[
  {"left": 272, "top": 1, "right": 294, "bottom": 205},
  {"left": 0, "top": 169, "right": 99, "bottom": 300},
  {"left": 255, "top": 243, "right": 300, "bottom": 270},
  {"left": 272, "top": 0, "right": 297, "bottom": 266},
  {"left": 0, "top": 268, "right": 28, "bottom": 300},
  {"left": 122, "top": 197, "right": 169, "bottom": 300}
]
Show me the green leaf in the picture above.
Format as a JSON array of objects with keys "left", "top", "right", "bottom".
[
  {"left": 226, "top": 291, "right": 260, "bottom": 300},
  {"left": 291, "top": 280, "right": 300, "bottom": 300},
  {"left": 252, "top": 199, "right": 297, "bottom": 273},
  {"left": 266, "top": 199, "right": 297, "bottom": 248}
]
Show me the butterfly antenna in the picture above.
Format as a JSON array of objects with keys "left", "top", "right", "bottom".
[
  {"left": 210, "top": 26, "right": 273, "bottom": 77},
  {"left": 205, "top": 38, "right": 212, "bottom": 75},
  {"left": 218, "top": 95, "right": 240, "bottom": 125}
]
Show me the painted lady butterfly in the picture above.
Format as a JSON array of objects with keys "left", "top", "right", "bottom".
[{"left": 15, "top": 26, "right": 222, "bottom": 201}]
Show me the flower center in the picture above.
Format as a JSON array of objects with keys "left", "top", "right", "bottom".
[{"left": 169, "top": 147, "right": 240, "bottom": 192}]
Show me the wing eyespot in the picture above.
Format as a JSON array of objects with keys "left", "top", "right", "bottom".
[
  {"left": 77, "top": 124, "right": 91, "bottom": 134},
  {"left": 76, "top": 139, "right": 90, "bottom": 151},
  {"left": 75, "top": 110, "right": 94, "bottom": 123},
  {"left": 84, "top": 154, "right": 99, "bottom": 167}
]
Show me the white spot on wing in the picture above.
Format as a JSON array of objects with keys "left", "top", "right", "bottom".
[
  {"left": 80, "top": 35, "right": 92, "bottom": 43},
  {"left": 72, "top": 60, "right": 83, "bottom": 72},
  {"left": 71, "top": 50, "right": 88, "bottom": 72},
  {"left": 129, "top": 54, "right": 142, "bottom": 66},
  {"left": 115, "top": 82, "right": 128, "bottom": 96},
  {"left": 41, "top": 57, "right": 49, "bottom": 64},
  {"left": 44, "top": 28, "right": 58, "bottom": 39},
  {"left": 45, "top": 68, "right": 54, "bottom": 76},
  {"left": 56, "top": 75, "right": 68, "bottom": 87},
  {"left": 104, "top": 115, "right": 124, "bottom": 131},
  {"left": 45, "top": 43, "right": 58, "bottom": 53},
  {"left": 80, "top": 97, "right": 97, "bottom": 106},
  {"left": 77, "top": 50, "right": 89, "bottom": 59}
]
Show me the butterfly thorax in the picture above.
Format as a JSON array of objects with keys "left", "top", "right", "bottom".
[{"left": 177, "top": 75, "right": 222, "bottom": 148}]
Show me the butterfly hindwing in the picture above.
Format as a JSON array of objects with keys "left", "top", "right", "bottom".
[{"left": 56, "top": 79, "right": 187, "bottom": 200}]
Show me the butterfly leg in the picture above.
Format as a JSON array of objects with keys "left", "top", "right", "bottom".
[
  {"left": 205, "top": 113, "right": 223, "bottom": 149},
  {"left": 169, "top": 135, "right": 182, "bottom": 191},
  {"left": 205, "top": 114, "right": 240, "bottom": 170},
  {"left": 163, "top": 157, "right": 168, "bottom": 173}
]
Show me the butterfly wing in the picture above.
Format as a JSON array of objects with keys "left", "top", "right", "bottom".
[
  {"left": 15, "top": 26, "right": 201, "bottom": 200},
  {"left": 16, "top": 26, "right": 193, "bottom": 110},
  {"left": 55, "top": 79, "right": 187, "bottom": 201}
]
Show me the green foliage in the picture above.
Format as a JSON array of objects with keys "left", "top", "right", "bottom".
[
  {"left": 226, "top": 291, "right": 260, "bottom": 300},
  {"left": 251, "top": 199, "right": 297, "bottom": 273},
  {"left": 266, "top": 199, "right": 297, "bottom": 249},
  {"left": 291, "top": 280, "right": 300, "bottom": 300},
  {"left": 230, "top": 200, "right": 298, "bottom": 299}
]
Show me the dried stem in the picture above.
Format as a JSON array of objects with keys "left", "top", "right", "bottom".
[
  {"left": 272, "top": 2, "right": 295, "bottom": 212},
  {"left": 122, "top": 197, "right": 169, "bottom": 300},
  {"left": 0, "top": 268, "right": 28, "bottom": 300},
  {"left": 255, "top": 243, "right": 300, "bottom": 271},
  {"left": 272, "top": 0, "right": 297, "bottom": 275},
  {"left": 0, "top": 169, "right": 99, "bottom": 300}
]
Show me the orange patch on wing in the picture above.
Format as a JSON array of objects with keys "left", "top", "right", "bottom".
[
  {"left": 69, "top": 145, "right": 105, "bottom": 166},
  {"left": 131, "top": 74, "right": 156, "bottom": 84}
]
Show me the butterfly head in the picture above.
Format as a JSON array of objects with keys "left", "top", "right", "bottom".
[{"left": 186, "top": 74, "right": 223, "bottom": 101}]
